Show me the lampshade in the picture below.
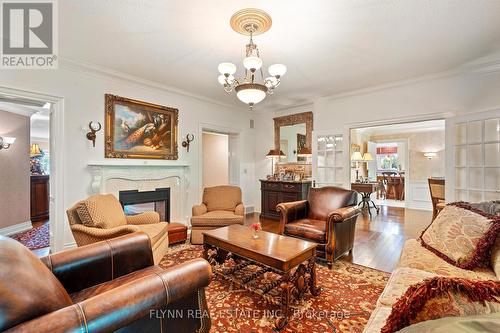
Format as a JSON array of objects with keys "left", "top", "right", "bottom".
[
  {"left": 235, "top": 83, "right": 267, "bottom": 106},
  {"left": 351, "top": 151, "right": 363, "bottom": 161},
  {"left": 268, "top": 64, "right": 287, "bottom": 77},
  {"left": 297, "top": 147, "right": 312, "bottom": 157},
  {"left": 266, "top": 149, "right": 286, "bottom": 157},
  {"left": 243, "top": 56, "right": 263, "bottom": 71},
  {"left": 218, "top": 62, "right": 237, "bottom": 75},
  {"left": 362, "top": 152, "right": 373, "bottom": 161},
  {"left": 30, "top": 143, "right": 41, "bottom": 156}
]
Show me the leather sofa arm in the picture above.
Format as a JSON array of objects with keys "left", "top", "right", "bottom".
[
  {"left": 6, "top": 259, "right": 212, "bottom": 333},
  {"left": 235, "top": 203, "right": 245, "bottom": 216},
  {"left": 126, "top": 211, "right": 161, "bottom": 224},
  {"left": 41, "top": 232, "right": 154, "bottom": 294},
  {"left": 276, "top": 200, "right": 308, "bottom": 234},
  {"left": 327, "top": 206, "right": 361, "bottom": 223},
  {"left": 192, "top": 203, "right": 208, "bottom": 216}
]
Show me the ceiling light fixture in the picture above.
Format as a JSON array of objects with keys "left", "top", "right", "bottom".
[{"left": 218, "top": 8, "right": 286, "bottom": 109}]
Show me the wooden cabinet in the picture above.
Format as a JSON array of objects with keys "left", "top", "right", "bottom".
[
  {"left": 31, "top": 175, "right": 49, "bottom": 222},
  {"left": 260, "top": 180, "right": 311, "bottom": 220}
]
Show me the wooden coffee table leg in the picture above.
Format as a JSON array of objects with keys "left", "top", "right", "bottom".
[
  {"left": 275, "top": 272, "right": 291, "bottom": 330},
  {"left": 308, "top": 256, "right": 321, "bottom": 296}
]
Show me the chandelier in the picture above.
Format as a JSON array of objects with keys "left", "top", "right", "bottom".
[{"left": 217, "top": 9, "right": 286, "bottom": 109}]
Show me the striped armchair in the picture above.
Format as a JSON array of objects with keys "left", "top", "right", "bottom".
[{"left": 66, "top": 194, "right": 169, "bottom": 264}]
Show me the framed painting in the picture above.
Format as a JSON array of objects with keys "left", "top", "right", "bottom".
[{"left": 105, "top": 94, "right": 178, "bottom": 159}]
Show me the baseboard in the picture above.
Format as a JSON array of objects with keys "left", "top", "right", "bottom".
[
  {"left": 0, "top": 221, "right": 32, "bottom": 236},
  {"left": 64, "top": 241, "right": 77, "bottom": 250}
]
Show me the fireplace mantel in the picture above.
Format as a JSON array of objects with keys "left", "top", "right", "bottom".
[
  {"left": 88, "top": 162, "right": 190, "bottom": 223},
  {"left": 88, "top": 161, "right": 190, "bottom": 167}
]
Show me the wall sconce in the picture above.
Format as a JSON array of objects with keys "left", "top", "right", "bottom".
[
  {"left": 0, "top": 136, "right": 16, "bottom": 150},
  {"left": 182, "top": 133, "right": 194, "bottom": 152},
  {"left": 424, "top": 152, "right": 437, "bottom": 160},
  {"left": 86, "top": 122, "right": 102, "bottom": 147},
  {"left": 30, "top": 143, "right": 42, "bottom": 156}
]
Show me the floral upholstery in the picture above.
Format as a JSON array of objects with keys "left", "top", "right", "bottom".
[
  {"left": 381, "top": 277, "right": 500, "bottom": 333},
  {"left": 399, "top": 239, "right": 496, "bottom": 280},
  {"left": 363, "top": 306, "right": 391, "bottom": 333},
  {"left": 363, "top": 201, "right": 500, "bottom": 333},
  {"left": 377, "top": 267, "right": 435, "bottom": 307},
  {"left": 420, "top": 204, "right": 499, "bottom": 269}
]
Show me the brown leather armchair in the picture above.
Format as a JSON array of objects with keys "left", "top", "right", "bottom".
[
  {"left": 277, "top": 186, "right": 361, "bottom": 267},
  {"left": 0, "top": 232, "right": 211, "bottom": 333}
]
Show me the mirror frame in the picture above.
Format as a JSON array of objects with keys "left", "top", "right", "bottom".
[{"left": 273, "top": 111, "right": 313, "bottom": 153}]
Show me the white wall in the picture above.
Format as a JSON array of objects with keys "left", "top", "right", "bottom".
[
  {"left": 0, "top": 63, "right": 255, "bottom": 247},
  {"left": 253, "top": 65, "right": 500, "bottom": 211}
]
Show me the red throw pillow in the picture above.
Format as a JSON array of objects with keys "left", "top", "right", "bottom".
[
  {"left": 419, "top": 202, "right": 500, "bottom": 269},
  {"left": 381, "top": 277, "right": 500, "bottom": 333}
]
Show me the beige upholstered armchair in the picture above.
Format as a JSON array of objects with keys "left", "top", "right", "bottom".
[
  {"left": 190, "top": 185, "right": 245, "bottom": 244},
  {"left": 66, "top": 194, "right": 169, "bottom": 264}
]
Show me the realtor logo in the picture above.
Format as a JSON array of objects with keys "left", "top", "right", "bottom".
[{"left": 1, "top": 0, "right": 58, "bottom": 69}]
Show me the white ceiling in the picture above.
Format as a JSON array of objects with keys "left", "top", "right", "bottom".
[{"left": 60, "top": 0, "right": 500, "bottom": 111}]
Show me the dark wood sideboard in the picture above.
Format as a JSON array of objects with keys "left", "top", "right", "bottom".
[
  {"left": 260, "top": 179, "right": 312, "bottom": 220},
  {"left": 31, "top": 175, "right": 49, "bottom": 222}
]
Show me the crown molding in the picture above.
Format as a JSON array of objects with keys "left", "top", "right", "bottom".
[
  {"left": 59, "top": 57, "right": 249, "bottom": 113},
  {"left": 320, "top": 59, "right": 500, "bottom": 102}
]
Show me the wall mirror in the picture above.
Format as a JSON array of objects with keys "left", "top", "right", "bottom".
[{"left": 274, "top": 112, "right": 313, "bottom": 163}]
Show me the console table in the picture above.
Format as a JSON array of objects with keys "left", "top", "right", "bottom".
[{"left": 260, "top": 179, "right": 311, "bottom": 220}]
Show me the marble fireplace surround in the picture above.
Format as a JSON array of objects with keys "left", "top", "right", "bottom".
[{"left": 88, "top": 161, "right": 190, "bottom": 224}]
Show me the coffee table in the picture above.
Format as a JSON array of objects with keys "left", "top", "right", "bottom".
[{"left": 202, "top": 224, "right": 321, "bottom": 329}]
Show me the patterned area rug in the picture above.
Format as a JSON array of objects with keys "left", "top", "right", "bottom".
[
  {"left": 160, "top": 244, "right": 389, "bottom": 333},
  {"left": 10, "top": 223, "right": 49, "bottom": 250}
]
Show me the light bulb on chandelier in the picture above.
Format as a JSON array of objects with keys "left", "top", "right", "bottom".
[{"left": 217, "top": 9, "right": 286, "bottom": 109}]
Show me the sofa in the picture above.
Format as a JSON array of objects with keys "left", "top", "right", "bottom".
[
  {"left": 364, "top": 203, "right": 500, "bottom": 332},
  {"left": 67, "top": 194, "right": 169, "bottom": 264},
  {"left": 190, "top": 185, "right": 245, "bottom": 244},
  {"left": 0, "top": 232, "right": 212, "bottom": 333}
]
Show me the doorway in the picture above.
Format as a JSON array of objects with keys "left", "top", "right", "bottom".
[
  {"left": 350, "top": 119, "right": 445, "bottom": 211},
  {"left": 202, "top": 131, "right": 230, "bottom": 187},
  {"left": 0, "top": 95, "right": 51, "bottom": 255},
  {"left": 0, "top": 87, "right": 64, "bottom": 254}
]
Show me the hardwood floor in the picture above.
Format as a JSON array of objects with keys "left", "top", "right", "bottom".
[{"left": 244, "top": 205, "right": 432, "bottom": 272}]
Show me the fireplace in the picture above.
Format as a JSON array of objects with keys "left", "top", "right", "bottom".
[{"left": 119, "top": 188, "right": 170, "bottom": 222}]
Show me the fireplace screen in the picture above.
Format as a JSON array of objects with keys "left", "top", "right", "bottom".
[{"left": 119, "top": 188, "right": 170, "bottom": 222}]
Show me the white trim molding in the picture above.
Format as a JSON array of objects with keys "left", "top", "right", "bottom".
[
  {"left": 406, "top": 181, "right": 433, "bottom": 211},
  {"left": 0, "top": 221, "right": 32, "bottom": 236}
]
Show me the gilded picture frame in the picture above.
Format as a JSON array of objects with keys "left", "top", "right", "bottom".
[{"left": 105, "top": 94, "right": 179, "bottom": 160}]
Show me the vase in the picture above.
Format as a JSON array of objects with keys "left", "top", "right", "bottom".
[{"left": 252, "top": 229, "right": 259, "bottom": 239}]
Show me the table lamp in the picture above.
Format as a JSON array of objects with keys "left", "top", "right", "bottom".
[
  {"left": 362, "top": 152, "right": 373, "bottom": 180},
  {"left": 351, "top": 151, "right": 363, "bottom": 181},
  {"left": 266, "top": 149, "right": 286, "bottom": 178}
]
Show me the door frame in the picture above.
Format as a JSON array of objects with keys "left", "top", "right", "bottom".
[
  {"left": 0, "top": 86, "right": 65, "bottom": 252},
  {"left": 198, "top": 122, "right": 241, "bottom": 202}
]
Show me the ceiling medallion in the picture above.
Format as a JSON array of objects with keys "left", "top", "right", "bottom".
[{"left": 218, "top": 8, "right": 286, "bottom": 109}]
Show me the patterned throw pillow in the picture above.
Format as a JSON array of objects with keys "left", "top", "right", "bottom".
[
  {"left": 381, "top": 277, "right": 500, "bottom": 333},
  {"left": 419, "top": 202, "right": 500, "bottom": 269}
]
